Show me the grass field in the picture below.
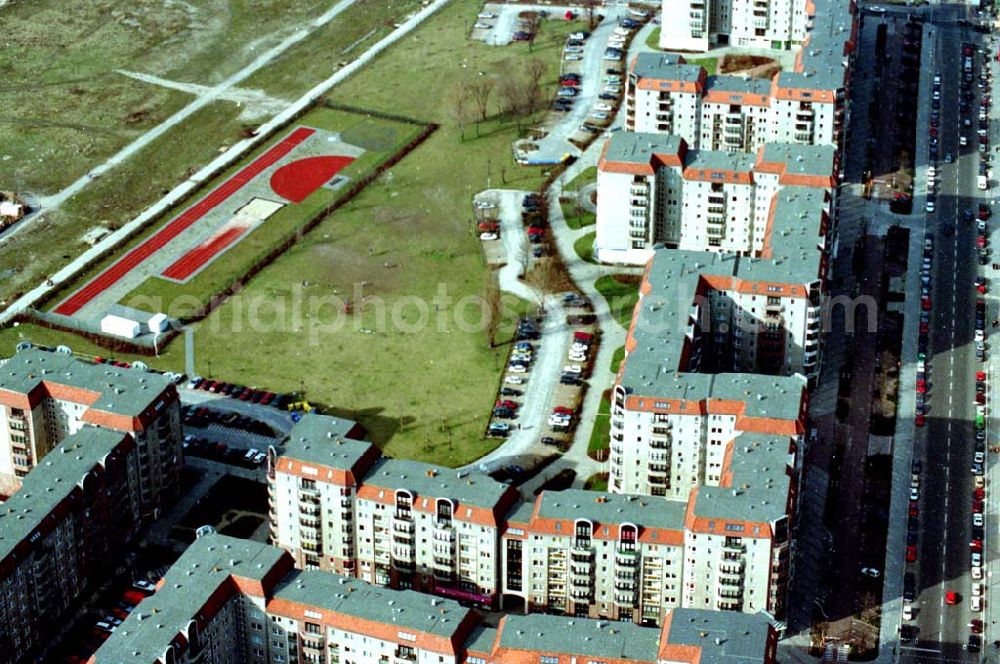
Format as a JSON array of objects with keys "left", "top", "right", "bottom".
[
  {"left": 0, "top": 0, "right": 425, "bottom": 309},
  {"left": 564, "top": 167, "right": 597, "bottom": 193},
  {"left": 583, "top": 472, "right": 609, "bottom": 491},
  {"left": 574, "top": 231, "right": 597, "bottom": 263},
  {"left": 610, "top": 344, "right": 625, "bottom": 373},
  {"left": 595, "top": 274, "right": 640, "bottom": 329},
  {"left": 587, "top": 391, "right": 611, "bottom": 461},
  {"left": 111, "top": 106, "right": 423, "bottom": 313},
  {"left": 560, "top": 200, "right": 596, "bottom": 231},
  {"left": 8, "top": 1, "right": 587, "bottom": 468}
]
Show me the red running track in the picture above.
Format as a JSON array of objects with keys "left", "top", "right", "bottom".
[
  {"left": 161, "top": 226, "right": 247, "bottom": 282},
  {"left": 54, "top": 126, "right": 316, "bottom": 316}
]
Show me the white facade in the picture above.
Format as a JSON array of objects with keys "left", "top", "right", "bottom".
[
  {"left": 0, "top": 349, "right": 182, "bottom": 509},
  {"left": 594, "top": 135, "right": 835, "bottom": 267},
  {"left": 661, "top": 0, "right": 809, "bottom": 51}
]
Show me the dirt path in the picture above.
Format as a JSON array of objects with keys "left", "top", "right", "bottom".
[
  {"left": 9, "top": 0, "right": 365, "bottom": 232},
  {"left": 116, "top": 70, "right": 289, "bottom": 120},
  {"left": 0, "top": 0, "right": 454, "bottom": 324}
]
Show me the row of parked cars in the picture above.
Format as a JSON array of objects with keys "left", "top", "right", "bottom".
[
  {"left": 181, "top": 404, "right": 275, "bottom": 437},
  {"left": 63, "top": 581, "right": 158, "bottom": 663},
  {"left": 488, "top": 318, "right": 543, "bottom": 438},
  {"left": 184, "top": 435, "right": 267, "bottom": 468},
  {"left": 188, "top": 376, "right": 288, "bottom": 408},
  {"left": 961, "top": 39, "right": 994, "bottom": 638}
]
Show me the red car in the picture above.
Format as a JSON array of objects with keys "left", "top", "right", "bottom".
[
  {"left": 974, "top": 499, "right": 984, "bottom": 513},
  {"left": 916, "top": 413, "right": 926, "bottom": 427},
  {"left": 496, "top": 399, "right": 520, "bottom": 409},
  {"left": 971, "top": 539, "right": 983, "bottom": 552},
  {"left": 975, "top": 487, "right": 985, "bottom": 501},
  {"left": 922, "top": 297, "right": 932, "bottom": 311},
  {"left": 930, "top": 127, "right": 939, "bottom": 137},
  {"left": 919, "top": 322, "right": 929, "bottom": 334},
  {"left": 946, "top": 590, "right": 959, "bottom": 605},
  {"left": 971, "top": 619, "right": 984, "bottom": 634},
  {"left": 553, "top": 406, "right": 576, "bottom": 415},
  {"left": 977, "top": 235, "right": 987, "bottom": 248},
  {"left": 976, "top": 393, "right": 986, "bottom": 404},
  {"left": 916, "top": 379, "right": 927, "bottom": 393},
  {"left": 906, "top": 545, "right": 918, "bottom": 562},
  {"left": 909, "top": 502, "right": 919, "bottom": 517}
]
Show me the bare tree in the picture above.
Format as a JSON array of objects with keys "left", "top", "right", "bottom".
[
  {"left": 498, "top": 72, "right": 525, "bottom": 123},
  {"left": 484, "top": 272, "right": 502, "bottom": 348},
  {"left": 446, "top": 83, "right": 471, "bottom": 141},
  {"left": 580, "top": 0, "right": 600, "bottom": 30},
  {"left": 468, "top": 76, "right": 495, "bottom": 122},
  {"left": 524, "top": 57, "right": 547, "bottom": 89}
]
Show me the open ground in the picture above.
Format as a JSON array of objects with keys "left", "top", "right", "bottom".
[
  {"left": 0, "top": 0, "right": 425, "bottom": 308},
  {"left": 0, "top": 0, "right": 588, "bottom": 467}
]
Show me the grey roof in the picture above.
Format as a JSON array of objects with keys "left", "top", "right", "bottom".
[
  {"left": 620, "top": 249, "right": 810, "bottom": 415},
  {"left": 274, "top": 569, "right": 471, "bottom": 641},
  {"left": 759, "top": 143, "right": 837, "bottom": 178},
  {"left": 464, "top": 625, "right": 498, "bottom": 655},
  {"left": 0, "top": 347, "right": 173, "bottom": 417},
  {"left": 361, "top": 458, "right": 511, "bottom": 511},
  {"left": 93, "top": 534, "right": 288, "bottom": 662},
  {"left": 280, "top": 412, "right": 373, "bottom": 470},
  {"left": 692, "top": 432, "right": 793, "bottom": 524},
  {"left": 685, "top": 149, "right": 757, "bottom": 174},
  {"left": 604, "top": 131, "right": 683, "bottom": 165},
  {"left": 0, "top": 427, "right": 130, "bottom": 566},
  {"left": 632, "top": 52, "right": 703, "bottom": 83},
  {"left": 666, "top": 608, "right": 773, "bottom": 664},
  {"left": 499, "top": 613, "right": 660, "bottom": 661},
  {"left": 779, "top": 0, "right": 855, "bottom": 94},
  {"left": 504, "top": 500, "right": 537, "bottom": 526},
  {"left": 535, "top": 488, "right": 688, "bottom": 533},
  {"left": 705, "top": 75, "right": 774, "bottom": 97}
]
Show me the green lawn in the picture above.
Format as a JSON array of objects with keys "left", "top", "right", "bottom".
[
  {"left": 594, "top": 275, "right": 640, "bottom": 329},
  {"left": 610, "top": 345, "right": 625, "bottom": 373},
  {"left": 112, "top": 106, "right": 422, "bottom": 315},
  {"left": 641, "top": 29, "right": 719, "bottom": 76},
  {"left": 0, "top": 0, "right": 424, "bottom": 310},
  {"left": 574, "top": 231, "right": 597, "bottom": 263},
  {"left": 560, "top": 199, "right": 596, "bottom": 231},
  {"left": 564, "top": 166, "right": 597, "bottom": 193},
  {"left": 687, "top": 56, "right": 719, "bottom": 75},
  {"left": 583, "top": 472, "right": 609, "bottom": 491},
  {"left": 8, "top": 1, "right": 587, "bottom": 469},
  {"left": 587, "top": 392, "right": 612, "bottom": 461}
]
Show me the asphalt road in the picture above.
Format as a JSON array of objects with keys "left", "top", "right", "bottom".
[{"left": 904, "top": 6, "right": 984, "bottom": 662}]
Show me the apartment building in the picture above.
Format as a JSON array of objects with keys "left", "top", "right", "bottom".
[
  {"left": 624, "top": 53, "right": 848, "bottom": 154},
  {"left": 595, "top": 131, "right": 836, "bottom": 264},
  {"left": 0, "top": 427, "right": 140, "bottom": 663},
  {"left": 0, "top": 347, "right": 181, "bottom": 509},
  {"left": 660, "top": 0, "right": 810, "bottom": 52},
  {"left": 267, "top": 413, "right": 379, "bottom": 574},
  {"left": 268, "top": 413, "right": 518, "bottom": 607},
  {"left": 501, "top": 489, "right": 688, "bottom": 624},
  {"left": 468, "top": 610, "right": 778, "bottom": 664},
  {"left": 502, "top": 426, "right": 794, "bottom": 622},
  {"left": 354, "top": 458, "right": 519, "bottom": 607},
  {"left": 90, "top": 533, "right": 778, "bottom": 664}
]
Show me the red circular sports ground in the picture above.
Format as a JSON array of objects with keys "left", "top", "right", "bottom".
[{"left": 269, "top": 155, "right": 355, "bottom": 203}]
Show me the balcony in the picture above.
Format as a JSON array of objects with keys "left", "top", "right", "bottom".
[
  {"left": 571, "top": 546, "right": 594, "bottom": 562},
  {"left": 616, "top": 549, "right": 639, "bottom": 566},
  {"left": 794, "top": 132, "right": 813, "bottom": 143}
]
